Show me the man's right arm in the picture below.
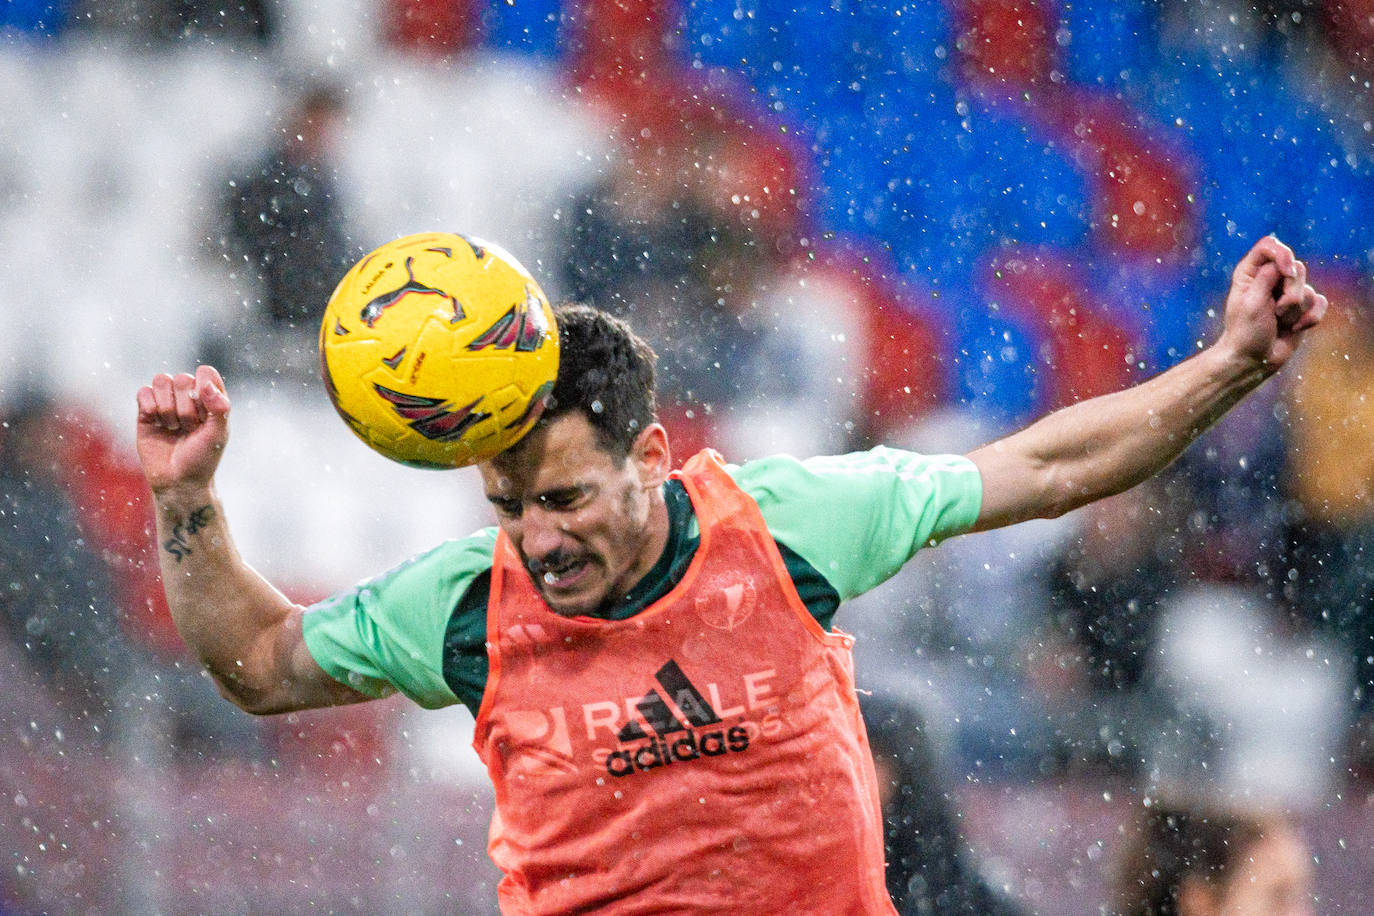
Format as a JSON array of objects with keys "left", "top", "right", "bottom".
[{"left": 137, "top": 366, "right": 372, "bottom": 715}]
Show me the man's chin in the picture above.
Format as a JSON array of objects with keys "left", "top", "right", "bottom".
[
  {"left": 535, "top": 582, "right": 602, "bottom": 618},
  {"left": 541, "top": 594, "right": 598, "bottom": 618}
]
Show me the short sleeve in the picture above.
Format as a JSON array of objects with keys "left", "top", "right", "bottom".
[
  {"left": 301, "top": 529, "right": 498, "bottom": 709},
  {"left": 729, "top": 447, "right": 982, "bottom": 601}
]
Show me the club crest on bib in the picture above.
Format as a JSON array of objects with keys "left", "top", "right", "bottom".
[{"left": 695, "top": 576, "right": 758, "bottom": 631}]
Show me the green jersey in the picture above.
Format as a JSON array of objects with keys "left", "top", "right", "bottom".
[{"left": 303, "top": 447, "right": 982, "bottom": 714}]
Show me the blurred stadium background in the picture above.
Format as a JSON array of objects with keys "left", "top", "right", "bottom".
[{"left": 2, "top": 0, "right": 1374, "bottom": 912}]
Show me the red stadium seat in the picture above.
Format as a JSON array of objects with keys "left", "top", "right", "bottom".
[
  {"left": 385, "top": 0, "right": 483, "bottom": 56},
  {"left": 1038, "top": 90, "right": 1197, "bottom": 258},
  {"left": 566, "top": 0, "right": 679, "bottom": 95},
  {"left": 979, "top": 248, "right": 1136, "bottom": 408},
  {"left": 953, "top": 0, "right": 1056, "bottom": 88},
  {"left": 808, "top": 243, "right": 949, "bottom": 443},
  {"left": 47, "top": 408, "right": 184, "bottom": 658}
]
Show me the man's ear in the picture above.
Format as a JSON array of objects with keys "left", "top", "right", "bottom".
[{"left": 631, "top": 423, "right": 672, "bottom": 489}]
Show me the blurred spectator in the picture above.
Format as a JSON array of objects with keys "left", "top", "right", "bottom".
[
  {"left": 1322, "top": 0, "right": 1374, "bottom": 83},
  {"left": 681, "top": 128, "right": 876, "bottom": 459},
  {"left": 1174, "top": 387, "right": 1292, "bottom": 588},
  {"left": 210, "top": 81, "right": 361, "bottom": 379},
  {"left": 846, "top": 406, "right": 1078, "bottom": 780},
  {"left": 67, "top": 0, "right": 272, "bottom": 45},
  {"left": 559, "top": 124, "right": 844, "bottom": 459},
  {"left": 862, "top": 693, "right": 1024, "bottom": 916},
  {"left": 0, "top": 390, "right": 135, "bottom": 743},
  {"left": 1147, "top": 582, "right": 1348, "bottom": 806},
  {"left": 150, "top": 0, "right": 272, "bottom": 44},
  {"left": 1036, "top": 478, "right": 1185, "bottom": 776},
  {"left": 560, "top": 144, "right": 716, "bottom": 339},
  {"left": 559, "top": 142, "right": 750, "bottom": 450},
  {"left": 1047, "top": 480, "right": 1180, "bottom": 697},
  {"left": 1281, "top": 282, "right": 1374, "bottom": 775},
  {"left": 0, "top": 388, "right": 267, "bottom": 761},
  {"left": 1111, "top": 801, "right": 1315, "bottom": 916}
]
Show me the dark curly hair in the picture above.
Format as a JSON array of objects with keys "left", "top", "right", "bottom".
[{"left": 541, "top": 304, "right": 658, "bottom": 459}]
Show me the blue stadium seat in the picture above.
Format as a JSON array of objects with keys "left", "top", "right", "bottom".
[
  {"left": 680, "top": 0, "right": 955, "bottom": 128},
  {"left": 1267, "top": 105, "right": 1374, "bottom": 266},
  {"left": 1140, "top": 57, "right": 1288, "bottom": 269},
  {"left": 680, "top": 0, "right": 850, "bottom": 119},
  {"left": 680, "top": 0, "right": 769, "bottom": 73},
  {"left": 951, "top": 305, "right": 1046, "bottom": 425},
  {"left": 1, "top": 0, "right": 67, "bottom": 36},
  {"left": 1293, "top": 166, "right": 1374, "bottom": 267},
  {"left": 1091, "top": 259, "right": 1207, "bottom": 372},
  {"left": 842, "top": 113, "right": 991, "bottom": 287},
  {"left": 1057, "top": 0, "right": 1158, "bottom": 89},
  {"left": 965, "top": 109, "right": 1090, "bottom": 248},
  {"left": 847, "top": 0, "right": 955, "bottom": 88},
  {"left": 482, "top": 0, "right": 564, "bottom": 58},
  {"left": 1137, "top": 52, "right": 1373, "bottom": 271},
  {"left": 860, "top": 102, "right": 1088, "bottom": 290}
]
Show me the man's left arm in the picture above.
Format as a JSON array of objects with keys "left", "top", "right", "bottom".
[{"left": 967, "top": 235, "right": 1327, "bottom": 533}]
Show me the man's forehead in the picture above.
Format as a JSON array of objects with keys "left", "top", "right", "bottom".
[
  {"left": 478, "top": 453, "right": 539, "bottom": 497},
  {"left": 479, "top": 414, "right": 610, "bottom": 497},
  {"left": 479, "top": 466, "right": 516, "bottom": 496}
]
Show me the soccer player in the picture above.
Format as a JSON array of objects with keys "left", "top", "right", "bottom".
[{"left": 136, "top": 235, "right": 1324, "bottom": 914}]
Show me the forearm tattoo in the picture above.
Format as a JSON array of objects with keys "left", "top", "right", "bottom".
[{"left": 162, "top": 505, "right": 216, "bottom": 562}]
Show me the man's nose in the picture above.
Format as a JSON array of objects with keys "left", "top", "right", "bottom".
[{"left": 519, "top": 506, "right": 566, "bottom": 561}]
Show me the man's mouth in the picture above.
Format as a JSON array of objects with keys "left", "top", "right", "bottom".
[{"left": 530, "top": 553, "right": 591, "bottom": 590}]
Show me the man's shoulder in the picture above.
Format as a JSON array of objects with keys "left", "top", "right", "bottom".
[
  {"left": 725, "top": 447, "right": 977, "bottom": 491},
  {"left": 714, "top": 448, "right": 982, "bottom": 602},
  {"left": 396, "top": 528, "right": 499, "bottom": 587},
  {"left": 326, "top": 527, "right": 497, "bottom": 615},
  {"left": 722, "top": 447, "right": 982, "bottom": 549}
]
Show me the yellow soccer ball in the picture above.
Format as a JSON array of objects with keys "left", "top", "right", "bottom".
[{"left": 319, "top": 232, "right": 559, "bottom": 469}]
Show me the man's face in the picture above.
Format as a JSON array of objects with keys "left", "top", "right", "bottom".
[
  {"left": 1211, "top": 824, "right": 1315, "bottom": 916},
  {"left": 1183, "top": 822, "right": 1315, "bottom": 916},
  {"left": 479, "top": 413, "right": 670, "bottom": 617}
]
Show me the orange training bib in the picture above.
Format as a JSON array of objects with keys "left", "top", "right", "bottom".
[{"left": 473, "top": 450, "right": 896, "bottom": 915}]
